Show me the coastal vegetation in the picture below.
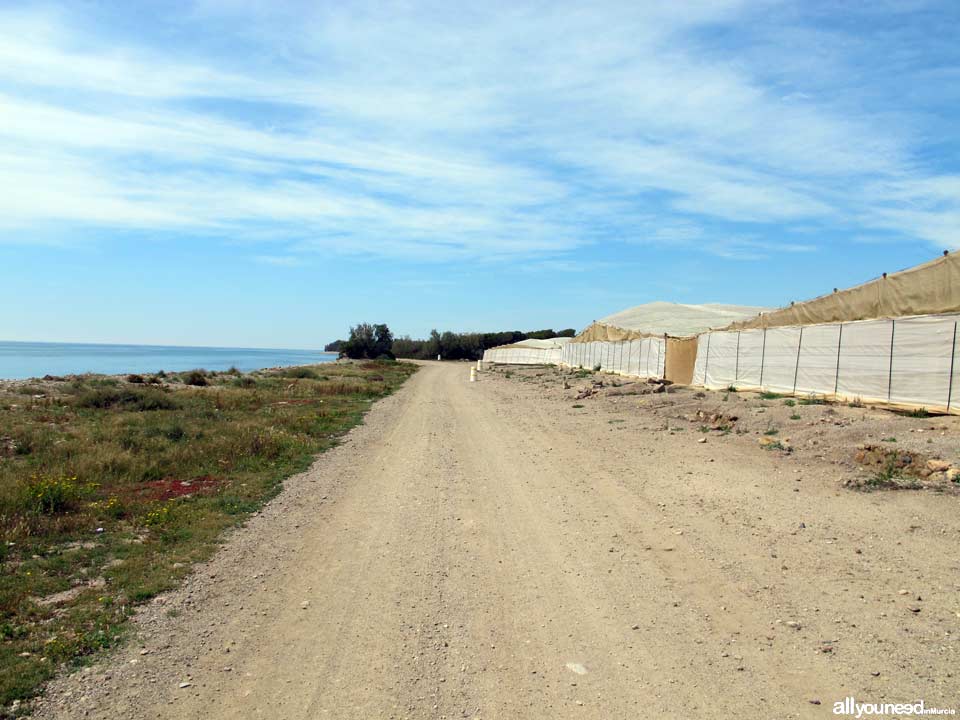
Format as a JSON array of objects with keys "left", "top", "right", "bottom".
[
  {"left": 326, "top": 326, "right": 577, "bottom": 361},
  {"left": 0, "top": 361, "right": 417, "bottom": 708}
]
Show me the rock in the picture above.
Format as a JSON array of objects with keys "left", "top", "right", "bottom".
[
  {"left": 947, "top": 468, "right": 960, "bottom": 482},
  {"left": 178, "top": 682, "right": 192, "bottom": 689},
  {"left": 697, "top": 438, "right": 707, "bottom": 443},
  {"left": 926, "top": 459, "right": 950, "bottom": 473},
  {"left": 785, "top": 620, "right": 801, "bottom": 629}
]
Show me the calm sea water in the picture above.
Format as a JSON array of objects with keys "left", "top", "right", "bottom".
[{"left": 0, "top": 341, "right": 337, "bottom": 380}]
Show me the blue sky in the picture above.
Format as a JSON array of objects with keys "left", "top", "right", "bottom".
[{"left": 1, "top": 0, "right": 958, "bottom": 348}]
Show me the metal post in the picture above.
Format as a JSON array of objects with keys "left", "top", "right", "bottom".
[
  {"left": 834, "top": 324, "right": 844, "bottom": 396},
  {"left": 887, "top": 320, "right": 896, "bottom": 401},
  {"left": 703, "top": 333, "right": 712, "bottom": 386},
  {"left": 949, "top": 322, "right": 958, "bottom": 412},
  {"left": 759, "top": 329, "right": 767, "bottom": 389},
  {"left": 734, "top": 331, "right": 741, "bottom": 384},
  {"left": 792, "top": 326, "right": 804, "bottom": 394}
]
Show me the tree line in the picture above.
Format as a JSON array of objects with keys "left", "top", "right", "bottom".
[{"left": 325, "top": 325, "right": 576, "bottom": 361}]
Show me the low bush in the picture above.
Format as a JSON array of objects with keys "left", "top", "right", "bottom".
[
  {"left": 280, "top": 367, "right": 319, "bottom": 379},
  {"left": 183, "top": 370, "right": 209, "bottom": 387},
  {"left": 76, "top": 388, "right": 179, "bottom": 411}
]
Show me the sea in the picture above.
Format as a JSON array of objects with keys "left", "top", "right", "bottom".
[{"left": 0, "top": 341, "right": 337, "bottom": 380}]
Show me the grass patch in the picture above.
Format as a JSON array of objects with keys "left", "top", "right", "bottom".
[
  {"left": 0, "top": 361, "right": 417, "bottom": 708},
  {"left": 790, "top": 413, "right": 802, "bottom": 420},
  {"left": 572, "top": 404, "right": 584, "bottom": 409},
  {"left": 783, "top": 399, "right": 796, "bottom": 407},
  {"left": 759, "top": 391, "right": 785, "bottom": 400}
]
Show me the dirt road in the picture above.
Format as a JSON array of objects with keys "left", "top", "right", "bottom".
[{"left": 36, "top": 362, "right": 958, "bottom": 719}]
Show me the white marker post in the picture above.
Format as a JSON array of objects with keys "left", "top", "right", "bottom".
[
  {"left": 437, "top": 354, "right": 441, "bottom": 361},
  {"left": 476, "top": 359, "right": 482, "bottom": 371},
  {"left": 470, "top": 368, "right": 477, "bottom": 382}
]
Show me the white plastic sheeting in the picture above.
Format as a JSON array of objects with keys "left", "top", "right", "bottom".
[
  {"left": 559, "top": 338, "right": 665, "bottom": 379},
  {"left": 482, "top": 337, "right": 667, "bottom": 378},
  {"left": 693, "top": 314, "right": 960, "bottom": 412},
  {"left": 482, "top": 346, "right": 563, "bottom": 365}
]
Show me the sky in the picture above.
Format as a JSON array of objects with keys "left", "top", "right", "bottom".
[{"left": 1, "top": 0, "right": 959, "bottom": 348}]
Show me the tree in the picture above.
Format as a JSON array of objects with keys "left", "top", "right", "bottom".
[{"left": 341, "top": 323, "right": 395, "bottom": 359}]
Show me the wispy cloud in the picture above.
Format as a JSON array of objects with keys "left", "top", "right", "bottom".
[{"left": 0, "top": 0, "right": 958, "bottom": 264}]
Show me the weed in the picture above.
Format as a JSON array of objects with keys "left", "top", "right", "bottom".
[
  {"left": 725, "top": 385, "right": 738, "bottom": 392},
  {"left": 572, "top": 404, "right": 584, "bottom": 409},
  {"left": 866, "top": 458, "right": 903, "bottom": 488},
  {"left": 881, "top": 437, "right": 897, "bottom": 443},
  {"left": 907, "top": 407, "right": 930, "bottom": 418},
  {"left": 592, "top": 364, "right": 601, "bottom": 372},
  {"left": 764, "top": 427, "right": 779, "bottom": 436},
  {"left": 790, "top": 413, "right": 801, "bottom": 420},
  {"left": 783, "top": 399, "right": 796, "bottom": 407},
  {"left": 21, "top": 474, "right": 87, "bottom": 514},
  {"left": 799, "top": 395, "right": 825, "bottom": 405},
  {"left": 759, "top": 391, "right": 785, "bottom": 400}
]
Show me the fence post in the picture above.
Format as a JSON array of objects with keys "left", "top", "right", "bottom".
[
  {"left": 734, "top": 331, "right": 741, "bottom": 384},
  {"left": 887, "top": 320, "right": 896, "bottom": 401},
  {"left": 949, "top": 322, "right": 958, "bottom": 412},
  {"left": 792, "top": 326, "right": 804, "bottom": 394},
  {"left": 759, "top": 329, "right": 767, "bottom": 389},
  {"left": 834, "top": 323, "right": 844, "bottom": 396},
  {"left": 703, "top": 333, "right": 712, "bottom": 386}
]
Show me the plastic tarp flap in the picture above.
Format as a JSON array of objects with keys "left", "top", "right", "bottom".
[
  {"left": 700, "top": 331, "right": 739, "bottom": 388},
  {"left": 889, "top": 315, "right": 957, "bottom": 409},
  {"left": 835, "top": 320, "right": 890, "bottom": 403},
  {"left": 794, "top": 324, "right": 842, "bottom": 396}
]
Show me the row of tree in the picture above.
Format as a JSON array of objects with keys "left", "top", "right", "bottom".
[{"left": 326, "top": 325, "right": 576, "bottom": 361}]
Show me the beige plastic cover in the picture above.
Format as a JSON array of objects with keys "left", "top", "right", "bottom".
[{"left": 723, "top": 253, "right": 960, "bottom": 331}]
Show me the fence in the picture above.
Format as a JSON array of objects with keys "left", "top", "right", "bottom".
[
  {"left": 482, "top": 346, "right": 564, "bottom": 365},
  {"left": 483, "top": 337, "right": 666, "bottom": 379},
  {"left": 559, "top": 337, "right": 666, "bottom": 378},
  {"left": 692, "top": 313, "right": 960, "bottom": 412}
]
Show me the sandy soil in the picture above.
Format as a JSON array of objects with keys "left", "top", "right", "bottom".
[{"left": 32, "top": 362, "right": 959, "bottom": 719}]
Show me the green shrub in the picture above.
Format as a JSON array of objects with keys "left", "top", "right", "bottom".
[
  {"left": 183, "top": 370, "right": 208, "bottom": 387},
  {"left": 281, "top": 367, "right": 319, "bottom": 379},
  {"left": 232, "top": 376, "right": 257, "bottom": 388},
  {"left": 126, "top": 374, "right": 145, "bottom": 384},
  {"left": 76, "top": 388, "right": 179, "bottom": 411}
]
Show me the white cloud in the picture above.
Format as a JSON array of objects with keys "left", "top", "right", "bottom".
[{"left": 0, "top": 1, "right": 957, "bottom": 261}]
